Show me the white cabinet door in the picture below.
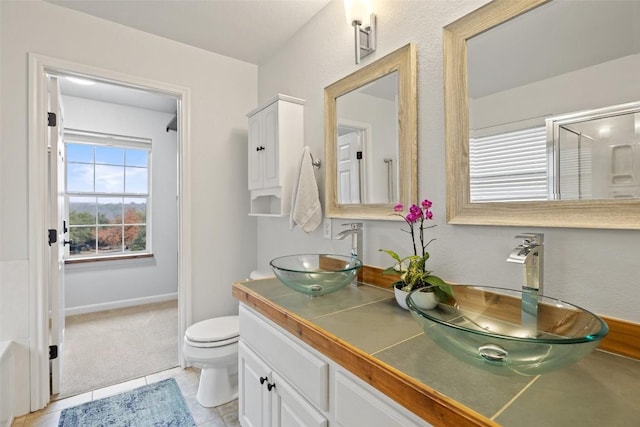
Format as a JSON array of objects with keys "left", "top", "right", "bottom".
[
  {"left": 239, "top": 305, "right": 329, "bottom": 411},
  {"left": 239, "top": 342, "right": 272, "bottom": 427},
  {"left": 261, "top": 101, "right": 280, "bottom": 189},
  {"left": 271, "top": 372, "right": 327, "bottom": 427},
  {"left": 247, "top": 101, "right": 280, "bottom": 191},
  {"left": 248, "top": 113, "right": 263, "bottom": 190},
  {"left": 334, "top": 370, "right": 432, "bottom": 427}
]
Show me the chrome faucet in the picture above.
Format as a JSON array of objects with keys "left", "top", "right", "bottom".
[
  {"left": 507, "top": 233, "right": 544, "bottom": 335},
  {"left": 507, "top": 233, "right": 544, "bottom": 292},
  {"left": 337, "top": 223, "right": 363, "bottom": 286}
]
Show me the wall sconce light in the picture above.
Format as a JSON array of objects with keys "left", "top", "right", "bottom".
[{"left": 344, "top": 0, "right": 376, "bottom": 64}]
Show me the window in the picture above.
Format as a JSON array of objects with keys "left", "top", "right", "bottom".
[
  {"left": 65, "top": 131, "right": 151, "bottom": 259},
  {"left": 469, "top": 126, "right": 548, "bottom": 202}
]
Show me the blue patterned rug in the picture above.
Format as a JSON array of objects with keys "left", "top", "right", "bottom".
[{"left": 58, "top": 378, "right": 196, "bottom": 426}]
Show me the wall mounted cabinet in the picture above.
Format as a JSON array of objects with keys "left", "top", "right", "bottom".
[{"left": 246, "top": 95, "right": 304, "bottom": 216}]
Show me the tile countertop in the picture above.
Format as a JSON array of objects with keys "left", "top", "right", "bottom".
[{"left": 232, "top": 279, "right": 640, "bottom": 427}]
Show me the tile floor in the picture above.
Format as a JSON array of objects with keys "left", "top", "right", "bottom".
[{"left": 11, "top": 367, "right": 240, "bottom": 427}]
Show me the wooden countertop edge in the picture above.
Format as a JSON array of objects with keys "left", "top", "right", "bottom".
[{"left": 232, "top": 282, "right": 499, "bottom": 427}]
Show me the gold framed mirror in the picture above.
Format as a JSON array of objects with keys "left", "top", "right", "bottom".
[
  {"left": 444, "top": 0, "right": 640, "bottom": 229},
  {"left": 325, "top": 43, "right": 417, "bottom": 219}
]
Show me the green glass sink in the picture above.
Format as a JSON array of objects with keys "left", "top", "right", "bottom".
[
  {"left": 270, "top": 254, "right": 362, "bottom": 297},
  {"left": 407, "top": 285, "right": 608, "bottom": 375}
]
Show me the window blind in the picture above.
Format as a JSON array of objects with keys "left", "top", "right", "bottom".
[{"left": 469, "top": 126, "right": 548, "bottom": 202}]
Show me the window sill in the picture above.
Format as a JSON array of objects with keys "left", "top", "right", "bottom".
[{"left": 64, "top": 253, "right": 154, "bottom": 265}]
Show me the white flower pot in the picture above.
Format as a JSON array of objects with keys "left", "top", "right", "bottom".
[
  {"left": 393, "top": 284, "right": 411, "bottom": 310},
  {"left": 394, "top": 283, "right": 439, "bottom": 310},
  {"left": 412, "top": 288, "right": 439, "bottom": 310}
]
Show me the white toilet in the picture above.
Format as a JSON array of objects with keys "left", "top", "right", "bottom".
[
  {"left": 249, "top": 269, "right": 273, "bottom": 280},
  {"left": 183, "top": 315, "right": 239, "bottom": 408}
]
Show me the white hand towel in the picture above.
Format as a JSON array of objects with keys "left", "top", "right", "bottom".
[{"left": 290, "top": 146, "right": 322, "bottom": 233}]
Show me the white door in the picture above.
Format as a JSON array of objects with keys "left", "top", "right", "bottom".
[
  {"left": 337, "top": 130, "right": 362, "bottom": 204},
  {"left": 47, "top": 75, "right": 66, "bottom": 395}
]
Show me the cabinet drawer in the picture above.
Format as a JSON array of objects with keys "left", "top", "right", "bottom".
[{"left": 239, "top": 306, "right": 329, "bottom": 411}]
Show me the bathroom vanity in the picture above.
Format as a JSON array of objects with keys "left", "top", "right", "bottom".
[
  {"left": 233, "top": 278, "right": 640, "bottom": 427},
  {"left": 238, "top": 305, "right": 429, "bottom": 427}
]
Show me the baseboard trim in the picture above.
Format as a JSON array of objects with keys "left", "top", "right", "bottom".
[{"left": 65, "top": 293, "right": 178, "bottom": 316}]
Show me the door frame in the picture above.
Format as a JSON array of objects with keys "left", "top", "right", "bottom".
[{"left": 27, "top": 53, "right": 192, "bottom": 410}]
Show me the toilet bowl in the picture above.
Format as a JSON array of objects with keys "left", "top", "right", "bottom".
[
  {"left": 183, "top": 315, "right": 239, "bottom": 408},
  {"left": 249, "top": 269, "right": 274, "bottom": 280}
]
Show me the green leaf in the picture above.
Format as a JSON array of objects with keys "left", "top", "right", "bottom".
[
  {"left": 381, "top": 267, "right": 401, "bottom": 275},
  {"left": 379, "top": 249, "right": 401, "bottom": 263},
  {"left": 423, "top": 275, "right": 445, "bottom": 287}
]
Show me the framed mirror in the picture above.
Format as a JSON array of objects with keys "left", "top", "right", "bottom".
[
  {"left": 444, "top": 0, "right": 640, "bottom": 229},
  {"left": 325, "top": 43, "right": 417, "bottom": 219}
]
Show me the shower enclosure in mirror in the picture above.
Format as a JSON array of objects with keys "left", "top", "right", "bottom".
[
  {"left": 444, "top": 0, "right": 640, "bottom": 229},
  {"left": 470, "top": 102, "right": 640, "bottom": 203},
  {"left": 325, "top": 43, "right": 417, "bottom": 219}
]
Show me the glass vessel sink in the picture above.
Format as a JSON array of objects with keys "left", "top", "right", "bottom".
[
  {"left": 270, "top": 254, "right": 362, "bottom": 297},
  {"left": 407, "top": 285, "right": 608, "bottom": 375}
]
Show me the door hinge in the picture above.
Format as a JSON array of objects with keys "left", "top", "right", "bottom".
[
  {"left": 49, "top": 345, "right": 58, "bottom": 360},
  {"left": 356, "top": 151, "right": 363, "bottom": 160},
  {"left": 48, "top": 229, "right": 57, "bottom": 246},
  {"left": 47, "top": 112, "right": 57, "bottom": 127}
]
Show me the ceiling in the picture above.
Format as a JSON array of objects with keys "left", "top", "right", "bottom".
[
  {"left": 48, "top": 0, "right": 330, "bottom": 113},
  {"left": 46, "top": 0, "right": 330, "bottom": 65}
]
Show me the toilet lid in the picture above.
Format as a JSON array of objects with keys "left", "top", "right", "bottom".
[{"left": 185, "top": 315, "right": 239, "bottom": 343}]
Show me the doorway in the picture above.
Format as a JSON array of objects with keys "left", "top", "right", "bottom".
[
  {"left": 28, "top": 54, "right": 193, "bottom": 410},
  {"left": 52, "top": 74, "right": 180, "bottom": 398}
]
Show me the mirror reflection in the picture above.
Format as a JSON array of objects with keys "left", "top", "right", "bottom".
[
  {"left": 467, "top": 0, "right": 640, "bottom": 204},
  {"left": 336, "top": 72, "right": 399, "bottom": 204},
  {"left": 444, "top": 0, "right": 640, "bottom": 228},
  {"left": 325, "top": 43, "right": 417, "bottom": 220}
]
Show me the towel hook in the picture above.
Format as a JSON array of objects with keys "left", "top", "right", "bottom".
[{"left": 310, "top": 153, "right": 321, "bottom": 169}]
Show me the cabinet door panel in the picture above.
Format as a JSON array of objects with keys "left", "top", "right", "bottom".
[
  {"left": 334, "top": 370, "right": 432, "bottom": 427},
  {"left": 271, "top": 372, "right": 327, "bottom": 427},
  {"left": 239, "top": 342, "right": 271, "bottom": 427},
  {"left": 261, "top": 102, "right": 280, "bottom": 188},
  {"left": 248, "top": 113, "right": 263, "bottom": 190}
]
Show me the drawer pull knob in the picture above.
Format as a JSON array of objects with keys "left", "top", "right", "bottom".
[
  {"left": 267, "top": 383, "right": 276, "bottom": 391},
  {"left": 259, "top": 376, "right": 268, "bottom": 385}
]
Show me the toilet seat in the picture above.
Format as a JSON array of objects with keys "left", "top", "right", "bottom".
[{"left": 185, "top": 316, "right": 239, "bottom": 348}]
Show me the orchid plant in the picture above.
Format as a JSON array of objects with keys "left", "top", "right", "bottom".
[{"left": 380, "top": 200, "right": 452, "bottom": 301}]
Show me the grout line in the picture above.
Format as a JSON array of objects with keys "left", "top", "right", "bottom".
[
  {"left": 490, "top": 375, "right": 541, "bottom": 421},
  {"left": 310, "top": 296, "right": 394, "bottom": 320},
  {"left": 371, "top": 332, "right": 424, "bottom": 356}
]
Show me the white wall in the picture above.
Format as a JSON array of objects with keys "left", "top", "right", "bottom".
[
  {"left": 62, "top": 96, "right": 178, "bottom": 312},
  {"left": 0, "top": 0, "right": 257, "bottom": 415},
  {"left": 470, "top": 53, "right": 640, "bottom": 130},
  {"left": 256, "top": 0, "right": 640, "bottom": 324}
]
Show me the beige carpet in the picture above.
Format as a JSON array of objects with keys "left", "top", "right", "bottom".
[{"left": 59, "top": 300, "right": 179, "bottom": 398}]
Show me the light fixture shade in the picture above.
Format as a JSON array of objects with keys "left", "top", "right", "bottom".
[{"left": 344, "top": 0, "right": 372, "bottom": 25}]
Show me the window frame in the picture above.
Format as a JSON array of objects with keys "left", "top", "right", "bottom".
[{"left": 63, "top": 129, "right": 153, "bottom": 262}]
